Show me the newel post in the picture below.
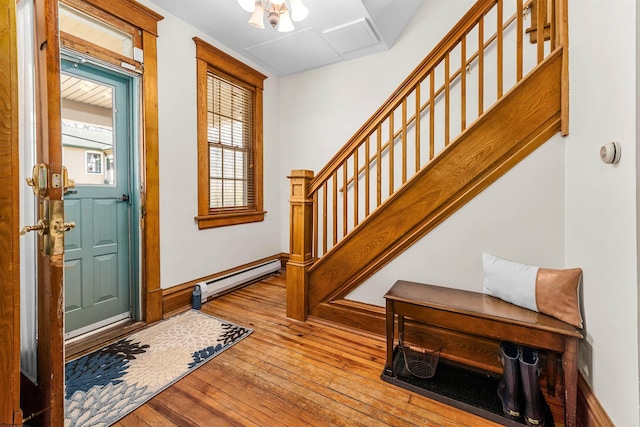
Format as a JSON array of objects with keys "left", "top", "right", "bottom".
[{"left": 286, "top": 169, "right": 315, "bottom": 321}]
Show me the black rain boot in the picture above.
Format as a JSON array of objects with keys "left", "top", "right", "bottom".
[
  {"left": 520, "top": 347, "right": 555, "bottom": 427},
  {"left": 497, "top": 342, "right": 523, "bottom": 421}
]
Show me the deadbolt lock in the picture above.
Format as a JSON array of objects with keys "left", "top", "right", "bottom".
[{"left": 25, "top": 163, "right": 48, "bottom": 197}]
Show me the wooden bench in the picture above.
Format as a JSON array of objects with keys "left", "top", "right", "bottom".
[{"left": 383, "top": 280, "right": 583, "bottom": 427}]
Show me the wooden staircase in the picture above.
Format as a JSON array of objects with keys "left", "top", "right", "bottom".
[{"left": 287, "top": 0, "right": 568, "bottom": 335}]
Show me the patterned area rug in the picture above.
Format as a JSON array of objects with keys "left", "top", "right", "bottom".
[{"left": 64, "top": 310, "right": 252, "bottom": 427}]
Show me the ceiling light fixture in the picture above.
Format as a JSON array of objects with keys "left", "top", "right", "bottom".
[{"left": 238, "top": 0, "right": 308, "bottom": 33}]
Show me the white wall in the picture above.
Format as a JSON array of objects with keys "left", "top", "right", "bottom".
[
  {"left": 347, "top": 140, "right": 565, "bottom": 305},
  {"left": 565, "top": 1, "right": 639, "bottom": 425},
  {"left": 140, "top": 0, "right": 282, "bottom": 289}
]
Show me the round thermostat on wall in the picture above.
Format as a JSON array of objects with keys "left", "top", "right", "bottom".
[{"left": 600, "top": 141, "right": 621, "bottom": 165}]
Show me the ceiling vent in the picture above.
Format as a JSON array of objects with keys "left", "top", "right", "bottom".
[
  {"left": 322, "top": 17, "right": 379, "bottom": 55},
  {"left": 245, "top": 28, "right": 342, "bottom": 75}
]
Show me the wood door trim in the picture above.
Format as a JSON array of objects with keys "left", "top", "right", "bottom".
[
  {"left": 58, "top": 0, "right": 164, "bottom": 327},
  {"left": 60, "top": 1, "right": 164, "bottom": 326},
  {"left": 141, "top": 29, "right": 162, "bottom": 323},
  {"left": 65, "top": 0, "right": 163, "bottom": 36},
  {"left": 0, "top": 0, "right": 23, "bottom": 424}
]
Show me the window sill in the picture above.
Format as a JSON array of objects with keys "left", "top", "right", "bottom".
[{"left": 195, "top": 211, "right": 266, "bottom": 229}]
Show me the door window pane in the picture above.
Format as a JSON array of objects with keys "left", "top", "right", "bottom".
[{"left": 61, "top": 73, "right": 115, "bottom": 186}]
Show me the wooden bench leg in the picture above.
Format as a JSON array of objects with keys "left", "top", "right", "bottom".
[
  {"left": 385, "top": 300, "right": 394, "bottom": 376},
  {"left": 563, "top": 338, "right": 579, "bottom": 427}
]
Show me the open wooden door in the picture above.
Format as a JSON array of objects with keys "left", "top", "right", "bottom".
[
  {"left": 11, "top": 0, "right": 162, "bottom": 423},
  {"left": 0, "top": 0, "right": 23, "bottom": 425},
  {"left": 20, "top": 0, "right": 66, "bottom": 425}
]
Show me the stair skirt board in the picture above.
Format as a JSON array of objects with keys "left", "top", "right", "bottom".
[{"left": 197, "top": 259, "right": 281, "bottom": 302}]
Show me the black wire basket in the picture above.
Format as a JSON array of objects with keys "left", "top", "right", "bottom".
[{"left": 399, "top": 330, "right": 443, "bottom": 379}]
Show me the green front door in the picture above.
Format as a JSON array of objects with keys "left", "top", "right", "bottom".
[{"left": 61, "top": 58, "right": 135, "bottom": 339}]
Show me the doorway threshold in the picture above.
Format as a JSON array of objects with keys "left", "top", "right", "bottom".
[{"left": 65, "top": 319, "right": 146, "bottom": 362}]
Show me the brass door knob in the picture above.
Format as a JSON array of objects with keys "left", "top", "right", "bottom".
[
  {"left": 53, "top": 221, "right": 76, "bottom": 235},
  {"left": 61, "top": 221, "right": 76, "bottom": 232},
  {"left": 20, "top": 219, "right": 48, "bottom": 236}
]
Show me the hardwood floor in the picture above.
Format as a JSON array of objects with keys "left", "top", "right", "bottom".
[{"left": 114, "top": 273, "right": 500, "bottom": 427}]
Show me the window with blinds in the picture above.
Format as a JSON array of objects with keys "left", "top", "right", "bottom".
[
  {"left": 194, "top": 37, "right": 266, "bottom": 229},
  {"left": 207, "top": 72, "right": 254, "bottom": 211}
]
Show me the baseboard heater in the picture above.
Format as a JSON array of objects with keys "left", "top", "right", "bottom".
[{"left": 197, "top": 259, "right": 281, "bottom": 303}]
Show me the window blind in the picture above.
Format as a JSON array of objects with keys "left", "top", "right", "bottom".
[{"left": 207, "top": 71, "right": 255, "bottom": 211}]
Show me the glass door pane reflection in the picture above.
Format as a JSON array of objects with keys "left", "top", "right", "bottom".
[{"left": 61, "top": 72, "right": 115, "bottom": 187}]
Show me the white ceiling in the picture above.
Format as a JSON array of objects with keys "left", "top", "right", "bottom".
[{"left": 146, "top": 0, "right": 424, "bottom": 76}]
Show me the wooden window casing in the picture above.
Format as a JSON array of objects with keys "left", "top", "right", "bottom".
[{"left": 194, "top": 37, "right": 267, "bottom": 229}]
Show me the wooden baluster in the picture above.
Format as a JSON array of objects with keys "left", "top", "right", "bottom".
[
  {"left": 497, "top": 0, "right": 503, "bottom": 98},
  {"left": 353, "top": 149, "right": 358, "bottom": 228},
  {"left": 429, "top": 71, "right": 435, "bottom": 159},
  {"left": 287, "top": 169, "right": 315, "bottom": 321},
  {"left": 517, "top": 0, "right": 523, "bottom": 82},
  {"left": 342, "top": 162, "right": 347, "bottom": 237},
  {"left": 332, "top": 170, "right": 337, "bottom": 247},
  {"left": 461, "top": 35, "right": 467, "bottom": 132},
  {"left": 387, "top": 119, "right": 394, "bottom": 195},
  {"left": 313, "top": 191, "right": 318, "bottom": 258},
  {"left": 549, "top": 0, "right": 556, "bottom": 50},
  {"left": 444, "top": 52, "right": 450, "bottom": 146},
  {"left": 401, "top": 99, "right": 407, "bottom": 184},
  {"left": 415, "top": 85, "right": 421, "bottom": 172},
  {"left": 377, "top": 122, "right": 382, "bottom": 206},
  {"left": 536, "top": 0, "right": 544, "bottom": 63},
  {"left": 322, "top": 181, "right": 327, "bottom": 254},
  {"left": 478, "top": 15, "right": 484, "bottom": 116},
  {"left": 365, "top": 134, "right": 370, "bottom": 216}
]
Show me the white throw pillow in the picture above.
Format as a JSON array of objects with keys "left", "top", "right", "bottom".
[{"left": 482, "top": 252, "right": 538, "bottom": 311}]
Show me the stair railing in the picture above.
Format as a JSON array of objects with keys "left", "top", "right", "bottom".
[{"left": 287, "top": 0, "right": 568, "bottom": 320}]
